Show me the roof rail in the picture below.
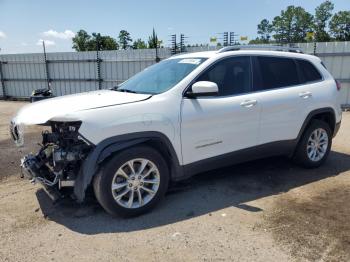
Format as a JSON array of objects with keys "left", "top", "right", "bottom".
[{"left": 218, "top": 45, "right": 303, "bottom": 54}]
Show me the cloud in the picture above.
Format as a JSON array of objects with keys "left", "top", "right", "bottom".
[
  {"left": 36, "top": 39, "right": 56, "bottom": 46},
  {"left": 0, "top": 31, "right": 7, "bottom": 39},
  {"left": 42, "top": 29, "right": 75, "bottom": 40}
]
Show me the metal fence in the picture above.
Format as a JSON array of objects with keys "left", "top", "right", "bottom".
[
  {"left": 0, "top": 42, "right": 349, "bottom": 106},
  {"left": 0, "top": 48, "right": 171, "bottom": 98}
]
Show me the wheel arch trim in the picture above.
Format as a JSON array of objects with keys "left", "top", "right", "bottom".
[
  {"left": 74, "top": 131, "right": 182, "bottom": 202},
  {"left": 295, "top": 107, "right": 336, "bottom": 147}
]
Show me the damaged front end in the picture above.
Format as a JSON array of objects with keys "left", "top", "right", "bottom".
[{"left": 11, "top": 121, "right": 93, "bottom": 200}]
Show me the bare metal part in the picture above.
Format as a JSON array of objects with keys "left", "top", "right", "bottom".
[
  {"left": 59, "top": 180, "right": 75, "bottom": 188},
  {"left": 31, "top": 172, "right": 60, "bottom": 187},
  {"left": 21, "top": 155, "right": 60, "bottom": 187}
]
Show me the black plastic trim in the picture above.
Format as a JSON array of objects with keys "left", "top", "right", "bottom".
[
  {"left": 179, "top": 107, "right": 337, "bottom": 179},
  {"left": 295, "top": 107, "right": 336, "bottom": 143},
  {"left": 73, "top": 131, "right": 182, "bottom": 202},
  {"left": 73, "top": 108, "right": 338, "bottom": 201},
  {"left": 333, "top": 121, "right": 341, "bottom": 137},
  {"left": 180, "top": 140, "right": 297, "bottom": 179},
  {"left": 184, "top": 91, "right": 219, "bottom": 98}
]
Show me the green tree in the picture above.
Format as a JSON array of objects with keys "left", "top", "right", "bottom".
[
  {"left": 132, "top": 38, "right": 147, "bottom": 49},
  {"left": 257, "top": 19, "right": 273, "bottom": 43},
  {"left": 330, "top": 11, "right": 350, "bottom": 41},
  {"left": 72, "top": 30, "right": 118, "bottom": 51},
  {"left": 148, "top": 28, "right": 158, "bottom": 48},
  {"left": 72, "top": 30, "right": 91, "bottom": 51},
  {"left": 249, "top": 38, "right": 269, "bottom": 44},
  {"left": 100, "top": 36, "right": 119, "bottom": 50},
  {"left": 272, "top": 6, "right": 314, "bottom": 43},
  {"left": 87, "top": 33, "right": 119, "bottom": 51},
  {"left": 118, "top": 30, "right": 132, "bottom": 49},
  {"left": 314, "top": 1, "right": 334, "bottom": 42},
  {"left": 85, "top": 33, "right": 100, "bottom": 50}
]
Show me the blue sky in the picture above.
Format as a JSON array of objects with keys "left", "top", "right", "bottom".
[{"left": 0, "top": 0, "right": 349, "bottom": 54}]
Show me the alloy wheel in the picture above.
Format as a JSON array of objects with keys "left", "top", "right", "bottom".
[
  {"left": 111, "top": 158, "right": 160, "bottom": 209},
  {"left": 307, "top": 128, "right": 329, "bottom": 162}
]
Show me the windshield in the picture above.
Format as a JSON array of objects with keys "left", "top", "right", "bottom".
[{"left": 118, "top": 58, "right": 207, "bottom": 94}]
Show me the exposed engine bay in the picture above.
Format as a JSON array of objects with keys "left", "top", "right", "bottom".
[{"left": 14, "top": 121, "right": 92, "bottom": 197}]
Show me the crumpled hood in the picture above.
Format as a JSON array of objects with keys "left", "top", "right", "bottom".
[{"left": 13, "top": 90, "right": 151, "bottom": 125}]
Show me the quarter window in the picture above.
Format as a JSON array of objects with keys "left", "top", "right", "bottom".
[
  {"left": 297, "top": 59, "right": 322, "bottom": 83},
  {"left": 254, "top": 56, "right": 300, "bottom": 91},
  {"left": 196, "top": 56, "right": 251, "bottom": 96}
]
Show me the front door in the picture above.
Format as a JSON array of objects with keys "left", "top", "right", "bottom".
[{"left": 180, "top": 56, "right": 261, "bottom": 165}]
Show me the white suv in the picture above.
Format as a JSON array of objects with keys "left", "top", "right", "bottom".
[{"left": 10, "top": 46, "right": 342, "bottom": 217}]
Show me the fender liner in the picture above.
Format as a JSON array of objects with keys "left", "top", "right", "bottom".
[{"left": 74, "top": 131, "right": 182, "bottom": 202}]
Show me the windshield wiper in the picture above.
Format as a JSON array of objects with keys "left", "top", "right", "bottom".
[
  {"left": 117, "top": 88, "right": 137, "bottom": 93},
  {"left": 110, "top": 86, "right": 137, "bottom": 93}
]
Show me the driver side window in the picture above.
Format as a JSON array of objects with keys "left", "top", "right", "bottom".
[{"left": 197, "top": 56, "right": 252, "bottom": 96}]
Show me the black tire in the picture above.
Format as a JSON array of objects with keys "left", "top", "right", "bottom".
[
  {"left": 93, "top": 145, "right": 169, "bottom": 217},
  {"left": 293, "top": 119, "right": 332, "bottom": 168}
]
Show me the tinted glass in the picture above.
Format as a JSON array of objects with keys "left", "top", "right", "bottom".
[
  {"left": 255, "top": 56, "right": 300, "bottom": 91},
  {"left": 196, "top": 56, "right": 251, "bottom": 96},
  {"left": 297, "top": 59, "right": 322, "bottom": 83}
]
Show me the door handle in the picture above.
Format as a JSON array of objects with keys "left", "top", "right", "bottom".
[
  {"left": 299, "top": 91, "right": 312, "bottom": 99},
  {"left": 240, "top": 99, "right": 257, "bottom": 108}
]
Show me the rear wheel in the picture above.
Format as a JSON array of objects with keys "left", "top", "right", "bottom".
[
  {"left": 93, "top": 146, "right": 169, "bottom": 217},
  {"left": 293, "top": 120, "right": 332, "bottom": 168}
]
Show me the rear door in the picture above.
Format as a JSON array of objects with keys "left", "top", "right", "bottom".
[{"left": 252, "top": 56, "right": 306, "bottom": 144}]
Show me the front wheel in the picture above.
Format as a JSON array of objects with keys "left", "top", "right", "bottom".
[
  {"left": 293, "top": 120, "right": 332, "bottom": 168},
  {"left": 93, "top": 146, "right": 169, "bottom": 217}
]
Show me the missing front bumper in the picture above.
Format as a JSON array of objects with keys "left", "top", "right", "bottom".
[{"left": 21, "top": 154, "right": 75, "bottom": 188}]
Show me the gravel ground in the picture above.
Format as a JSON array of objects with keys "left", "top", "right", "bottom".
[{"left": 0, "top": 100, "right": 349, "bottom": 262}]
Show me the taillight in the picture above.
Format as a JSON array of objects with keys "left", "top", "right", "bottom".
[{"left": 335, "top": 80, "right": 341, "bottom": 91}]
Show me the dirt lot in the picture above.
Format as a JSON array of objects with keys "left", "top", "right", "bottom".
[{"left": 0, "top": 101, "right": 349, "bottom": 262}]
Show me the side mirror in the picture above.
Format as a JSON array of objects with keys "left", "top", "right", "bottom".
[{"left": 186, "top": 81, "right": 219, "bottom": 98}]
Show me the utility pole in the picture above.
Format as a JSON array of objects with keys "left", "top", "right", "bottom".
[
  {"left": 180, "top": 34, "right": 186, "bottom": 53},
  {"left": 42, "top": 41, "right": 51, "bottom": 90},
  {"left": 96, "top": 36, "right": 102, "bottom": 90},
  {"left": 0, "top": 59, "right": 6, "bottom": 99},
  {"left": 171, "top": 34, "right": 177, "bottom": 55},
  {"left": 155, "top": 40, "right": 160, "bottom": 62},
  {"left": 0, "top": 47, "right": 5, "bottom": 99},
  {"left": 229, "top": 32, "right": 238, "bottom": 46},
  {"left": 223, "top": 32, "right": 229, "bottom": 47}
]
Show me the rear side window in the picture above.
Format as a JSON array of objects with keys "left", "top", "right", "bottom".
[
  {"left": 254, "top": 56, "right": 300, "bottom": 91},
  {"left": 296, "top": 59, "right": 322, "bottom": 83}
]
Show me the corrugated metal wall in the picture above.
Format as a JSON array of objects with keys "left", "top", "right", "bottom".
[
  {"left": 0, "top": 42, "right": 349, "bottom": 105},
  {"left": 47, "top": 51, "right": 98, "bottom": 96},
  {"left": 0, "top": 48, "right": 171, "bottom": 99}
]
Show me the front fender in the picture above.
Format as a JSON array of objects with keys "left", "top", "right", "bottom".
[{"left": 73, "top": 131, "right": 182, "bottom": 202}]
